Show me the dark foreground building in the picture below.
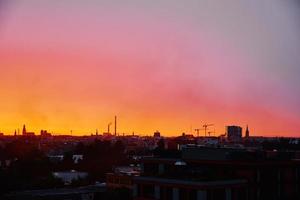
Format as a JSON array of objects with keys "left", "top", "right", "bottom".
[
  {"left": 3, "top": 185, "right": 106, "bottom": 200},
  {"left": 133, "top": 145, "right": 300, "bottom": 200}
]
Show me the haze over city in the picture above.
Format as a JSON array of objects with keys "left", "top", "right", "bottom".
[{"left": 0, "top": 0, "right": 300, "bottom": 136}]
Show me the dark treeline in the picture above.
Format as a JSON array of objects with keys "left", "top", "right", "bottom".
[
  {"left": 0, "top": 139, "right": 129, "bottom": 195},
  {"left": 0, "top": 139, "right": 61, "bottom": 194},
  {"left": 60, "top": 139, "right": 129, "bottom": 181}
]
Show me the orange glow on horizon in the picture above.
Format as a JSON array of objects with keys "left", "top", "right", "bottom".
[{"left": 0, "top": 1, "right": 299, "bottom": 137}]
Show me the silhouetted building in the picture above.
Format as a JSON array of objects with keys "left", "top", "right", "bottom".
[
  {"left": 175, "top": 133, "right": 195, "bottom": 146},
  {"left": 154, "top": 131, "right": 161, "bottom": 138},
  {"left": 22, "top": 124, "right": 26, "bottom": 135},
  {"left": 227, "top": 126, "right": 242, "bottom": 142},
  {"left": 25, "top": 132, "right": 35, "bottom": 136},
  {"left": 245, "top": 125, "right": 250, "bottom": 138},
  {"left": 103, "top": 132, "right": 112, "bottom": 137},
  {"left": 22, "top": 125, "right": 35, "bottom": 136},
  {"left": 133, "top": 145, "right": 300, "bottom": 200},
  {"left": 41, "top": 130, "right": 51, "bottom": 137},
  {"left": 4, "top": 185, "right": 106, "bottom": 200},
  {"left": 53, "top": 171, "right": 88, "bottom": 185},
  {"left": 106, "top": 166, "right": 141, "bottom": 189}
]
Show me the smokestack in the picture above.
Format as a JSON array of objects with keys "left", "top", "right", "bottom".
[
  {"left": 108, "top": 123, "right": 111, "bottom": 134},
  {"left": 114, "top": 115, "right": 117, "bottom": 136}
]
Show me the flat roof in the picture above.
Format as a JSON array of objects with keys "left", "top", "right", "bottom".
[
  {"left": 5, "top": 185, "right": 105, "bottom": 197},
  {"left": 134, "top": 176, "right": 247, "bottom": 188}
]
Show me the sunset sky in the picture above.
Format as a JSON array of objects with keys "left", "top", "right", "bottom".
[{"left": 0, "top": 0, "right": 299, "bottom": 137}]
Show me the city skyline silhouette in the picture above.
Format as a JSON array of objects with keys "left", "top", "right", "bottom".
[{"left": 0, "top": 1, "right": 299, "bottom": 137}]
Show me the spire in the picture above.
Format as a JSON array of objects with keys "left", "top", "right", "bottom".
[
  {"left": 245, "top": 125, "right": 249, "bottom": 138},
  {"left": 22, "top": 124, "right": 26, "bottom": 135}
]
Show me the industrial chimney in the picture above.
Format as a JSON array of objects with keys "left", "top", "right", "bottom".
[{"left": 114, "top": 115, "right": 117, "bottom": 136}]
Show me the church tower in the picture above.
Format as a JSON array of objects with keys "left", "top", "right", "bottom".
[
  {"left": 245, "top": 125, "right": 249, "bottom": 138},
  {"left": 22, "top": 125, "right": 26, "bottom": 135}
]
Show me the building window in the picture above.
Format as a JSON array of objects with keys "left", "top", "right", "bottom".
[{"left": 143, "top": 184, "right": 155, "bottom": 198}]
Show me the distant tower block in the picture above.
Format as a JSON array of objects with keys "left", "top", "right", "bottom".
[
  {"left": 227, "top": 125, "right": 242, "bottom": 142},
  {"left": 114, "top": 115, "right": 117, "bottom": 136},
  {"left": 245, "top": 125, "right": 250, "bottom": 138},
  {"left": 154, "top": 131, "right": 161, "bottom": 137}
]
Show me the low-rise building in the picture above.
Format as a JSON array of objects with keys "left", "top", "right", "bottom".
[
  {"left": 133, "top": 145, "right": 300, "bottom": 200},
  {"left": 106, "top": 165, "right": 141, "bottom": 189}
]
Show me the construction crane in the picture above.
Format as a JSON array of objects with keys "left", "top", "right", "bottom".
[
  {"left": 194, "top": 128, "right": 205, "bottom": 137},
  {"left": 203, "top": 123, "right": 214, "bottom": 137}
]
